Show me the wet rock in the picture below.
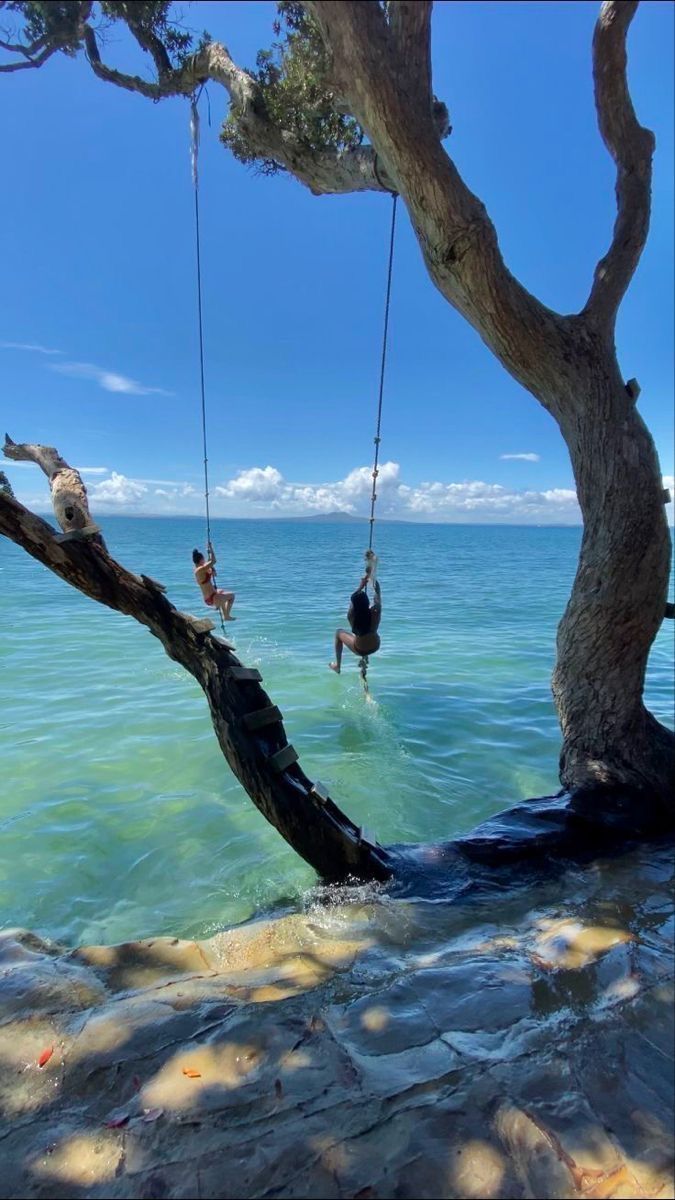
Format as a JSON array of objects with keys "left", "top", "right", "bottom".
[
  {"left": 0, "top": 841, "right": 672, "bottom": 1199},
  {"left": 0, "top": 952, "right": 105, "bottom": 1024},
  {"left": 70, "top": 937, "right": 215, "bottom": 994}
]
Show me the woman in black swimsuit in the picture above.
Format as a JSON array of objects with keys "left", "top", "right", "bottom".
[{"left": 329, "top": 575, "right": 382, "bottom": 674}]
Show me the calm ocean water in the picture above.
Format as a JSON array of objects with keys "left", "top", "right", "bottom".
[{"left": 1, "top": 518, "right": 673, "bottom": 946}]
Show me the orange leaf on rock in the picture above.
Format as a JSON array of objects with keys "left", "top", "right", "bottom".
[
  {"left": 104, "top": 1114, "right": 130, "bottom": 1129},
  {"left": 182, "top": 1068, "right": 201, "bottom": 1078},
  {"left": 38, "top": 1046, "right": 54, "bottom": 1068}
]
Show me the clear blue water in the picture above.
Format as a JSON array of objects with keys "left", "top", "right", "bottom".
[{"left": 1, "top": 519, "right": 672, "bottom": 946}]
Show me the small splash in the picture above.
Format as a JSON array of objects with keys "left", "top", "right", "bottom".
[{"left": 303, "top": 877, "right": 388, "bottom": 921}]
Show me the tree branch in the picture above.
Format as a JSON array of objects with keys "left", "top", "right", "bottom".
[
  {"left": 0, "top": 7, "right": 396, "bottom": 193},
  {"left": 387, "top": 1, "right": 433, "bottom": 107},
  {"left": 0, "top": 33, "right": 49, "bottom": 58},
  {"left": 584, "top": 0, "right": 655, "bottom": 327},
  {"left": 0, "top": 0, "right": 92, "bottom": 72},
  {"left": 0, "top": 41, "right": 60, "bottom": 72},
  {"left": 1, "top": 438, "right": 392, "bottom": 884},
  {"left": 82, "top": 24, "right": 190, "bottom": 99},
  {"left": 124, "top": 11, "right": 173, "bottom": 81},
  {"left": 307, "top": 1, "right": 571, "bottom": 397},
  {"left": 81, "top": 30, "right": 392, "bottom": 193},
  {"left": 3, "top": 434, "right": 103, "bottom": 542}
]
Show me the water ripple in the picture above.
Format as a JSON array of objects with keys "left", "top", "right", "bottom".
[{"left": 1, "top": 519, "right": 672, "bottom": 945}]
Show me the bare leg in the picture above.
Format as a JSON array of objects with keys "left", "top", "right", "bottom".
[
  {"left": 330, "top": 629, "right": 356, "bottom": 674},
  {"left": 217, "top": 592, "right": 236, "bottom": 621}
]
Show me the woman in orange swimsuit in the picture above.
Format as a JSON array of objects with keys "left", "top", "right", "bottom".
[
  {"left": 329, "top": 575, "right": 381, "bottom": 674},
  {"left": 192, "top": 544, "right": 235, "bottom": 621}
]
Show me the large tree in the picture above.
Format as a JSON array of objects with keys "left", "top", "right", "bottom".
[{"left": 1, "top": 0, "right": 673, "bottom": 813}]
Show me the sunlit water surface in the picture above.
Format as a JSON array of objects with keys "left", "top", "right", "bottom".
[{"left": 1, "top": 519, "right": 672, "bottom": 945}]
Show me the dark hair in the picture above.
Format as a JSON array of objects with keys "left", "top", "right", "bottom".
[
  {"left": 350, "top": 590, "right": 371, "bottom": 637},
  {"left": 192, "top": 548, "right": 204, "bottom": 565}
]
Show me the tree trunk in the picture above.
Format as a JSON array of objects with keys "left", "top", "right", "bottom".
[
  {"left": 306, "top": 2, "right": 674, "bottom": 810},
  {"left": 550, "top": 340, "right": 673, "bottom": 803}
]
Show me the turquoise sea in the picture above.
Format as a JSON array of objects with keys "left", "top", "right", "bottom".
[{"left": 1, "top": 518, "right": 673, "bottom": 946}]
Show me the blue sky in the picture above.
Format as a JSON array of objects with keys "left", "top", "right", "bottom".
[{"left": 1, "top": 0, "right": 673, "bottom": 523}]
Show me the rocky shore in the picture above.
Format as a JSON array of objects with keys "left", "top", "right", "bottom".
[{"left": 1, "top": 841, "right": 672, "bottom": 1199}]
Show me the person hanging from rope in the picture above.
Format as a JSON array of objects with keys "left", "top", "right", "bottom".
[
  {"left": 192, "top": 542, "right": 236, "bottom": 621},
  {"left": 327, "top": 191, "right": 396, "bottom": 684},
  {"left": 329, "top": 573, "right": 382, "bottom": 674}
]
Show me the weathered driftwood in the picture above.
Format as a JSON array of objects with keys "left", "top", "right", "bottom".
[
  {"left": 3, "top": 435, "right": 103, "bottom": 543},
  {"left": 0, "top": 438, "right": 391, "bottom": 883}
]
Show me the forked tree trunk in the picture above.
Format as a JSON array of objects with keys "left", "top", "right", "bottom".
[
  {"left": 551, "top": 349, "right": 673, "bottom": 800},
  {"left": 304, "top": 1, "right": 675, "bottom": 809}
]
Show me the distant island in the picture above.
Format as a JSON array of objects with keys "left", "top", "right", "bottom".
[{"left": 288, "top": 511, "right": 368, "bottom": 524}]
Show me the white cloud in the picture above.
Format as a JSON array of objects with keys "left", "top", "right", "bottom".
[
  {"left": 214, "top": 462, "right": 582, "bottom": 523},
  {"left": 23, "top": 461, "right": 675, "bottom": 526},
  {"left": 1, "top": 341, "right": 62, "bottom": 355},
  {"left": 218, "top": 465, "right": 285, "bottom": 503},
  {"left": 154, "top": 484, "right": 196, "bottom": 499},
  {"left": 89, "top": 472, "right": 148, "bottom": 507},
  {"left": 500, "top": 452, "right": 540, "bottom": 462},
  {"left": 396, "top": 479, "right": 580, "bottom": 521},
  {"left": 2, "top": 462, "right": 108, "bottom": 475},
  {"left": 49, "top": 360, "right": 172, "bottom": 396},
  {"left": 7, "top": 458, "right": 672, "bottom": 525},
  {"left": 216, "top": 461, "right": 402, "bottom": 515}
]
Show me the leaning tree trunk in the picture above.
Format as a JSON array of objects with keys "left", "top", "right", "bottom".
[
  {"left": 0, "top": 438, "right": 393, "bottom": 884},
  {"left": 551, "top": 343, "right": 673, "bottom": 801}
]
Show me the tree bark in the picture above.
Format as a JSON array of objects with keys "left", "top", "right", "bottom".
[
  {"left": 550, "top": 347, "right": 673, "bottom": 800},
  {"left": 3, "top": 435, "right": 103, "bottom": 541},
  {"left": 0, "top": 439, "right": 392, "bottom": 884}
]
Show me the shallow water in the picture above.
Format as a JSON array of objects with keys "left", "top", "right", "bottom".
[{"left": 1, "top": 519, "right": 672, "bottom": 945}]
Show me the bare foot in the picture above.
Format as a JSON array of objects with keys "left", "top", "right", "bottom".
[
  {"left": 329, "top": 662, "right": 341, "bottom": 674},
  {"left": 224, "top": 615, "right": 236, "bottom": 621}
]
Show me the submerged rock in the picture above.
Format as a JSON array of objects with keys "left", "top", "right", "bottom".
[{"left": 0, "top": 843, "right": 673, "bottom": 1199}]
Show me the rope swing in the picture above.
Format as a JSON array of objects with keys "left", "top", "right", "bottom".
[
  {"left": 360, "top": 190, "right": 399, "bottom": 693},
  {"left": 190, "top": 90, "right": 227, "bottom": 636}
]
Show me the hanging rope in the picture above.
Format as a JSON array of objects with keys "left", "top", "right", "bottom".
[
  {"left": 190, "top": 93, "right": 211, "bottom": 549},
  {"left": 190, "top": 90, "right": 226, "bottom": 636},
  {"left": 359, "top": 189, "right": 398, "bottom": 694},
  {"left": 367, "top": 190, "right": 398, "bottom": 556}
]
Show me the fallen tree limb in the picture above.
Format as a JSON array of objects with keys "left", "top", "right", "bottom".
[{"left": 0, "top": 438, "right": 392, "bottom": 884}]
